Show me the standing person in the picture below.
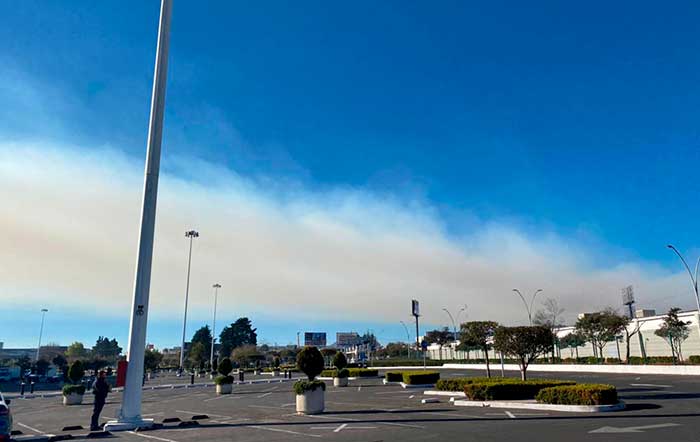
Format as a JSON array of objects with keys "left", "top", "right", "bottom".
[{"left": 90, "top": 370, "right": 111, "bottom": 431}]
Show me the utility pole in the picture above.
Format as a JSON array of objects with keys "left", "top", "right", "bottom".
[
  {"left": 35, "top": 309, "right": 48, "bottom": 362},
  {"left": 179, "top": 229, "right": 199, "bottom": 371},
  {"left": 104, "top": 0, "right": 172, "bottom": 431},
  {"left": 210, "top": 283, "right": 221, "bottom": 371}
]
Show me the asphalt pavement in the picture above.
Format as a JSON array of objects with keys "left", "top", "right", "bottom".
[{"left": 8, "top": 368, "right": 700, "bottom": 442}]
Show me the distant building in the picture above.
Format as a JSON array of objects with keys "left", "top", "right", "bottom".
[{"left": 635, "top": 309, "right": 656, "bottom": 318}]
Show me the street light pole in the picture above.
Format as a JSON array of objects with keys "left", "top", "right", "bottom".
[
  {"left": 35, "top": 309, "right": 48, "bottom": 362},
  {"left": 513, "top": 288, "right": 543, "bottom": 325},
  {"left": 179, "top": 229, "right": 199, "bottom": 370},
  {"left": 399, "top": 321, "right": 411, "bottom": 359},
  {"left": 667, "top": 245, "right": 700, "bottom": 339},
  {"left": 210, "top": 284, "right": 221, "bottom": 371},
  {"left": 105, "top": 0, "right": 172, "bottom": 431}
]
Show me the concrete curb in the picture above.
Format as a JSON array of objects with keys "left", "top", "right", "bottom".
[
  {"left": 423, "top": 390, "right": 466, "bottom": 397},
  {"left": 399, "top": 382, "right": 435, "bottom": 389},
  {"left": 453, "top": 399, "right": 626, "bottom": 412}
]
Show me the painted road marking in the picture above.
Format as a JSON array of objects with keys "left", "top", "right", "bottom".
[
  {"left": 630, "top": 383, "right": 672, "bottom": 388},
  {"left": 310, "top": 423, "right": 378, "bottom": 433},
  {"left": 505, "top": 411, "right": 516, "bottom": 419},
  {"left": 257, "top": 392, "right": 273, "bottom": 398},
  {"left": 589, "top": 423, "right": 680, "bottom": 433},
  {"left": 175, "top": 410, "right": 233, "bottom": 419},
  {"left": 250, "top": 425, "right": 322, "bottom": 438},
  {"left": 16, "top": 422, "right": 47, "bottom": 434},
  {"left": 127, "top": 431, "right": 180, "bottom": 442}
]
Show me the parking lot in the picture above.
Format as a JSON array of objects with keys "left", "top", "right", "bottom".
[{"left": 9, "top": 368, "right": 700, "bottom": 442}]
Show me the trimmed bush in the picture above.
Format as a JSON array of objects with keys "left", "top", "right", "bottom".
[
  {"left": 385, "top": 371, "right": 404, "bottom": 382},
  {"left": 402, "top": 371, "right": 440, "bottom": 385},
  {"left": 347, "top": 368, "right": 379, "bottom": 377},
  {"left": 536, "top": 384, "right": 618, "bottom": 405},
  {"left": 297, "top": 347, "right": 325, "bottom": 380},
  {"left": 218, "top": 357, "right": 233, "bottom": 376},
  {"left": 67, "top": 360, "right": 85, "bottom": 384},
  {"left": 688, "top": 355, "right": 700, "bottom": 364},
  {"left": 62, "top": 384, "right": 86, "bottom": 396},
  {"left": 214, "top": 375, "right": 234, "bottom": 385},
  {"left": 293, "top": 380, "right": 326, "bottom": 395},
  {"left": 463, "top": 380, "right": 576, "bottom": 401},
  {"left": 336, "top": 368, "right": 349, "bottom": 378},
  {"left": 333, "top": 352, "right": 348, "bottom": 370},
  {"left": 436, "top": 377, "right": 504, "bottom": 392}
]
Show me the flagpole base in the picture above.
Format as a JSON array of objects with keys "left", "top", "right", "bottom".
[{"left": 103, "top": 418, "right": 154, "bottom": 432}]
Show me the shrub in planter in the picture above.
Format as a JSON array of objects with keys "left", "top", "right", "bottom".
[
  {"left": 385, "top": 371, "right": 404, "bottom": 383},
  {"left": 295, "top": 347, "right": 326, "bottom": 414},
  {"left": 402, "top": 371, "right": 440, "bottom": 385},
  {"left": 62, "top": 361, "right": 86, "bottom": 405},
  {"left": 536, "top": 384, "right": 618, "bottom": 406},
  {"left": 334, "top": 368, "right": 349, "bottom": 387},
  {"left": 463, "top": 380, "right": 576, "bottom": 401},
  {"left": 333, "top": 352, "right": 347, "bottom": 370},
  {"left": 215, "top": 357, "right": 234, "bottom": 394}
]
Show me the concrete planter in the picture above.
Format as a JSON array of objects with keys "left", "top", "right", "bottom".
[
  {"left": 333, "top": 377, "right": 348, "bottom": 387},
  {"left": 216, "top": 383, "right": 233, "bottom": 395},
  {"left": 296, "top": 388, "right": 325, "bottom": 414},
  {"left": 254, "top": 369, "right": 261, "bottom": 375},
  {"left": 273, "top": 369, "right": 281, "bottom": 376},
  {"left": 62, "top": 393, "right": 84, "bottom": 406},
  {"left": 453, "top": 399, "right": 626, "bottom": 413}
]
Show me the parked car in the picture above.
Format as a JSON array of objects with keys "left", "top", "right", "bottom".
[{"left": 0, "top": 392, "right": 13, "bottom": 441}]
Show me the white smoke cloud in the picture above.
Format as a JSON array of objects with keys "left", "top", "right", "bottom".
[{"left": 0, "top": 141, "right": 694, "bottom": 329}]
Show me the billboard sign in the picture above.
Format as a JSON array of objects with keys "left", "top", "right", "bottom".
[
  {"left": 304, "top": 332, "right": 327, "bottom": 347},
  {"left": 412, "top": 299, "right": 420, "bottom": 317},
  {"left": 336, "top": 332, "right": 359, "bottom": 346}
]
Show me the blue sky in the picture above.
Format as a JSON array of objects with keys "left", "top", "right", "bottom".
[{"left": 1, "top": 1, "right": 699, "bottom": 349}]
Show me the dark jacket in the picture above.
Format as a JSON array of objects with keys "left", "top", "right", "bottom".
[{"left": 92, "top": 377, "right": 110, "bottom": 401}]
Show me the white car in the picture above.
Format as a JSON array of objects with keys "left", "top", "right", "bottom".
[{"left": 0, "top": 392, "right": 12, "bottom": 442}]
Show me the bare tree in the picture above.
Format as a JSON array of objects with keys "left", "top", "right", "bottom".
[{"left": 533, "top": 298, "right": 565, "bottom": 361}]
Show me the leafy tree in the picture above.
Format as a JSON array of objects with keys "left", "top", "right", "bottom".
[
  {"left": 231, "top": 344, "right": 264, "bottom": 368},
  {"left": 144, "top": 349, "right": 164, "bottom": 372},
  {"left": 458, "top": 321, "right": 498, "bottom": 377},
  {"left": 219, "top": 318, "right": 257, "bottom": 357},
  {"left": 574, "top": 309, "right": 627, "bottom": 361},
  {"left": 190, "top": 326, "right": 213, "bottom": 360},
  {"left": 188, "top": 342, "right": 207, "bottom": 370},
  {"left": 493, "top": 326, "right": 554, "bottom": 380},
  {"left": 533, "top": 298, "right": 565, "bottom": 361},
  {"left": 34, "top": 359, "right": 51, "bottom": 376},
  {"left": 655, "top": 308, "right": 691, "bottom": 364},
  {"left": 52, "top": 354, "right": 68, "bottom": 379},
  {"left": 92, "top": 337, "right": 122, "bottom": 362},
  {"left": 559, "top": 332, "right": 586, "bottom": 359},
  {"left": 65, "top": 342, "right": 88, "bottom": 360},
  {"left": 359, "top": 332, "right": 380, "bottom": 351},
  {"left": 622, "top": 317, "right": 642, "bottom": 363},
  {"left": 425, "top": 327, "right": 453, "bottom": 360},
  {"left": 15, "top": 355, "right": 32, "bottom": 374},
  {"left": 377, "top": 342, "right": 409, "bottom": 358}
]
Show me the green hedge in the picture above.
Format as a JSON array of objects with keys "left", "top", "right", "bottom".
[
  {"left": 62, "top": 384, "right": 86, "bottom": 396},
  {"left": 688, "top": 355, "right": 700, "bottom": 364},
  {"left": 293, "top": 380, "right": 326, "bottom": 395},
  {"left": 385, "top": 371, "right": 404, "bottom": 382},
  {"left": 320, "top": 369, "right": 337, "bottom": 377},
  {"left": 373, "top": 359, "right": 444, "bottom": 367},
  {"left": 435, "top": 377, "right": 504, "bottom": 392},
  {"left": 463, "top": 380, "right": 576, "bottom": 401},
  {"left": 536, "top": 384, "right": 617, "bottom": 405},
  {"left": 402, "top": 371, "right": 440, "bottom": 385},
  {"left": 348, "top": 368, "right": 379, "bottom": 377}
]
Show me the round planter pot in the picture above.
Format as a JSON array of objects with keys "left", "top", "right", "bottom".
[
  {"left": 63, "top": 393, "right": 84, "bottom": 406},
  {"left": 333, "top": 377, "right": 348, "bottom": 387},
  {"left": 296, "top": 388, "right": 325, "bottom": 415},
  {"left": 216, "top": 383, "right": 233, "bottom": 395}
]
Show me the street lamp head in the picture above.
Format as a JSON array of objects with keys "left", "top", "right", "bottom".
[
  {"left": 185, "top": 230, "right": 199, "bottom": 238},
  {"left": 213, "top": 283, "right": 221, "bottom": 288},
  {"left": 41, "top": 308, "right": 48, "bottom": 313}
]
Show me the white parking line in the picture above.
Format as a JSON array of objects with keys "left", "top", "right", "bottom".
[
  {"left": 505, "top": 411, "right": 516, "bottom": 419},
  {"left": 257, "top": 392, "right": 272, "bottom": 398},
  {"left": 174, "top": 410, "right": 233, "bottom": 419},
  {"left": 630, "top": 383, "right": 672, "bottom": 388},
  {"left": 127, "top": 431, "right": 180, "bottom": 442},
  {"left": 16, "top": 422, "right": 46, "bottom": 435},
  {"left": 250, "top": 425, "right": 322, "bottom": 438}
]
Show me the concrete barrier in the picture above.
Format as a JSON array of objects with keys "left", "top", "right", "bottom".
[{"left": 440, "top": 363, "right": 700, "bottom": 376}]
